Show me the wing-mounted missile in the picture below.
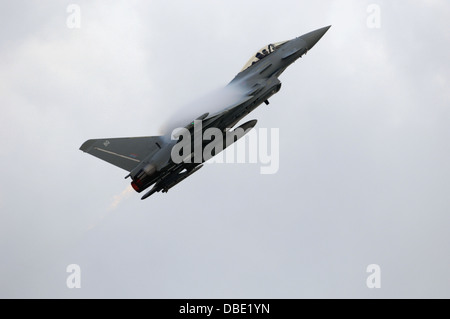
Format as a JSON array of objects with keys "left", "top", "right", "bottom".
[
  {"left": 161, "top": 164, "right": 203, "bottom": 193},
  {"left": 224, "top": 119, "right": 258, "bottom": 148},
  {"left": 204, "top": 119, "right": 258, "bottom": 161},
  {"left": 140, "top": 185, "right": 159, "bottom": 200},
  {"left": 141, "top": 165, "right": 204, "bottom": 200}
]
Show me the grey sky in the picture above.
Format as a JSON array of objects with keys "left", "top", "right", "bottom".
[{"left": 0, "top": 0, "right": 449, "bottom": 298}]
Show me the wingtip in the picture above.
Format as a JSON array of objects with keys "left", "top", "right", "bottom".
[{"left": 79, "top": 139, "right": 96, "bottom": 152}]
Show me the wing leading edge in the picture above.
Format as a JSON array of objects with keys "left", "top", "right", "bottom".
[{"left": 80, "top": 136, "right": 163, "bottom": 172}]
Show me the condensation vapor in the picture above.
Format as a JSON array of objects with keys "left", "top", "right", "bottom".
[{"left": 158, "top": 80, "right": 249, "bottom": 137}]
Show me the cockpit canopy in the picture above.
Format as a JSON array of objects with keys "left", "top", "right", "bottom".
[{"left": 241, "top": 41, "right": 288, "bottom": 72}]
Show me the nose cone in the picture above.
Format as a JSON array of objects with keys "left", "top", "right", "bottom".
[{"left": 300, "top": 25, "right": 331, "bottom": 50}]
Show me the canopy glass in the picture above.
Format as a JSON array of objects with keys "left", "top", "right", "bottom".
[{"left": 240, "top": 41, "right": 288, "bottom": 72}]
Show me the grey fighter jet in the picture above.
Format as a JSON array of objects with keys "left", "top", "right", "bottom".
[{"left": 80, "top": 26, "right": 331, "bottom": 200}]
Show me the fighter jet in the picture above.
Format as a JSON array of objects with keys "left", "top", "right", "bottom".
[{"left": 80, "top": 26, "right": 331, "bottom": 200}]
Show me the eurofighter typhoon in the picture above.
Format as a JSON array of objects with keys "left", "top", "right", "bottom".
[{"left": 80, "top": 26, "right": 331, "bottom": 200}]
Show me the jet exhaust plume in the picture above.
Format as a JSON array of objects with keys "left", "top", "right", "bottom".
[
  {"left": 85, "top": 185, "right": 134, "bottom": 231},
  {"left": 108, "top": 185, "right": 134, "bottom": 211}
]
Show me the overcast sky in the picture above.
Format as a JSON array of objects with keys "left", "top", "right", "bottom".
[{"left": 1, "top": 0, "right": 449, "bottom": 298}]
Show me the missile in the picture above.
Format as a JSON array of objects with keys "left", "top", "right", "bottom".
[
  {"left": 162, "top": 165, "right": 204, "bottom": 193},
  {"left": 140, "top": 185, "right": 159, "bottom": 200},
  {"left": 232, "top": 119, "right": 257, "bottom": 134},
  {"left": 203, "top": 119, "right": 258, "bottom": 160},
  {"left": 141, "top": 165, "right": 204, "bottom": 200},
  {"left": 223, "top": 119, "right": 258, "bottom": 148},
  {"left": 195, "top": 113, "right": 209, "bottom": 121}
]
